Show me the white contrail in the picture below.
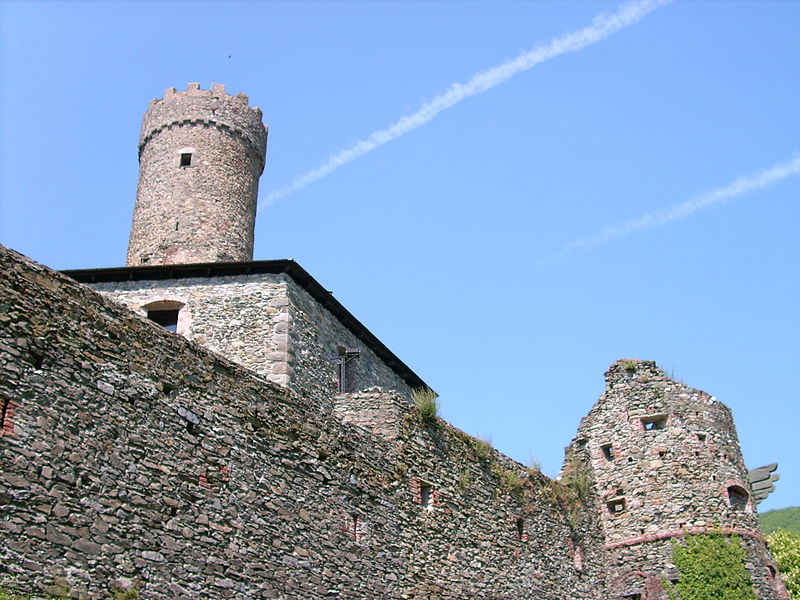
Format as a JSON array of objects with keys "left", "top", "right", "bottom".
[
  {"left": 553, "top": 154, "right": 800, "bottom": 259},
  {"left": 260, "top": 0, "right": 669, "bottom": 208}
]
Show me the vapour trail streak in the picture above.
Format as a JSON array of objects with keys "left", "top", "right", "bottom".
[
  {"left": 260, "top": 0, "right": 669, "bottom": 208},
  {"left": 552, "top": 154, "right": 800, "bottom": 259}
]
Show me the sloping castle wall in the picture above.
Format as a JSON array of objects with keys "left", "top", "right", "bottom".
[{"left": 0, "top": 245, "right": 604, "bottom": 600}]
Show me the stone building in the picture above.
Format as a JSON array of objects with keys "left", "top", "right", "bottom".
[{"left": 0, "top": 84, "right": 790, "bottom": 599}]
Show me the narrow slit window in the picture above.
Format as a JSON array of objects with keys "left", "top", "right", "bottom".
[
  {"left": 336, "top": 346, "right": 360, "bottom": 393},
  {"left": 180, "top": 152, "right": 192, "bottom": 166},
  {"left": 515, "top": 518, "right": 526, "bottom": 541},
  {"left": 420, "top": 483, "right": 433, "bottom": 510},
  {"left": 147, "top": 308, "right": 179, "bottom": 332}
]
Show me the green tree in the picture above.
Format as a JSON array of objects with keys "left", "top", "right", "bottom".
[
  {"left": 767, "top": 529, "right": 800, "bottom": 598},
  {"left": 666, "top": 533, "right": 757, "bottom": 600}
]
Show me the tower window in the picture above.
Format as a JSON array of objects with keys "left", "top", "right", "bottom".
[
  {"left": 180, "top": 153, "right": 192, "bottom": 167},
  {"left": 420, "top": 483, "right": 433, "bottom": 510},
  {"left": 147, "top": 309, "right": 179, "bottom": 332},
  {"left": 727, "top": 485, "right": 749, "bottom": 511},
  {"left": 607, "top": 492, "right": 626, "bottom": 514},
  {"left": 601, "top": 443, "right": 614, "bottom": 461},
  {"left": 642, "top": 416, "right": 667, "bottom": 431}
]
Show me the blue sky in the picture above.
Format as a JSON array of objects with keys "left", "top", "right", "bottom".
[{"left": 1, "top": 1, "right": 797, "bottom": 512}]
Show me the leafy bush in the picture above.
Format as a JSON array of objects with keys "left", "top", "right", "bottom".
[
  {"left": 767, "top": 529, "right": 800, "bottom": 598},
  {"left": 665, "top": 533, "right": 757, "bottom": 600}
]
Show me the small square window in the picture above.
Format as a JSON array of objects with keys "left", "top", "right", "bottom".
[{"left": 180, "top": 153, "right": 192, "bottom": 166}]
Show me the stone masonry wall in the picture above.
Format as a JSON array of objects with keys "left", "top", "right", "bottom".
[
  {"left": 0, "top": 245, "right": 601, "bottom": 600},
  {"left": 127, "top": 83, "right": 268, "bottom": 266},
  {"left": 88, "top": 275, "right": 291, "bottom": 387},
  {"left": 285, "top": 279, "right": 414, "bottom": 403},
  {"left": 566, "top": 359, "right": 784, "bottom": 599},
  {"left": 88, "top": 273, "right": 413, "bottom": 404}
]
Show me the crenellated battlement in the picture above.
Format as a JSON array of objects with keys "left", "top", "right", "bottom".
[{"left": 139, "top": 82, "right": 267, "bottom": 164}]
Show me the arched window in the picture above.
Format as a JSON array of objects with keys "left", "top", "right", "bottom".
[{"left": 727, "top": 485, "right": 749, "bottom": 511}]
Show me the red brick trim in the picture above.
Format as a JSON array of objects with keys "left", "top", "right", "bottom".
[{"left": 605, "top": 526, "right": 764, "bottom": 550}]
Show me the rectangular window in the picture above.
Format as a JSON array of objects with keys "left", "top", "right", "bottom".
[
  {"left": 607, "top": 496, "right": 626, "bottom": 514},
  {"left": 642, "top": 416, "right": 667, "bottom": 431},
  {"left": 336, "top": 346, "right": 360, "bottom": 393},
  {"left": 601, "top": 443, "right": 614, "bottom": 461},
  {"left": 180, "top": 153, "right": 192, "bottom": 166},
  {"left": 147, "top": 309, "right": 179, "bottom": 332},
  {"left": 420, "top": 483, "right": 433, "bottom": 509}
]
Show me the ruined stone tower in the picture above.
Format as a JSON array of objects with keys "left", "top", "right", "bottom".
[
  {"left": 566, "top": 359, "right": 785, "bottom": 599},
  {"left": 126, "top": 83, "right": 268, "bottom": 266}
]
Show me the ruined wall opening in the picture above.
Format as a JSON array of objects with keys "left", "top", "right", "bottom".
[
  {"left": 516, "top": 518, "right": 525, "bottom": 540},
  {"left": 180, "top": 152, "right": 192, "bottom": 167},
  {"left": 607, "top": 491, "right": 626, "bottom": 514},
  {"left": 727, "top": 485, "right": 749, "bottom": 511}
]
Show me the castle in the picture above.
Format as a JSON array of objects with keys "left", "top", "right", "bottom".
[{"left": 0, "top": 84, "right": 790, "bottom": 599}]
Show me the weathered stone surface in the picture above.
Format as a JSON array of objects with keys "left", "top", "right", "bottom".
[
  {"left": 127, "top": 83, "right": 267, "bottom": 266},
  {"left": 0, "top": 246, "right": 603, "bottom": 599},
  {"left": 565, "top": 359, "right": 785, "bottom": 599}
]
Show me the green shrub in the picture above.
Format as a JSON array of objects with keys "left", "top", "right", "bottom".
[
  {"left": 666, "top": 532, "right": 757, "bottom": 600},
  {"left": 767, "top": 529, "right": 800, "bottom": 598}
]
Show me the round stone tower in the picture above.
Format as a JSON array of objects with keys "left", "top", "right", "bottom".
[
  {"left": 566, "top": 359, "right": 786, "bottom": 600},
  {"left": 126, "top": 83, "right": 268, "bottom": 266}
]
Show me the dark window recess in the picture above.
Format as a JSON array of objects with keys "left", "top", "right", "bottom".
[
  {"left": 147, "top": 309, "right": 179, "bottom": 332},
  {"left": 622, "top": 595, "right": 642, "bottom": 600},
  {"left": 420, "top": 484, "right": 433, "bottom": 509},
  {"left": 180, "top": 153, "right": 192, "bottom": 166},
  {"left": 727, "top": 486, "right": 749, "bottom": 511},
  {"left": 607, "top": 493, "right": 626, "bottom": 514},
  {"left": 335, "top": 346, "right": 360, "bottom": 393},
  {"left": 575, "top": 438, "right": 588, "bottom": 450},
  {"left": 601, "top": 443, "right": 614, "bottom": 461},
  {"left": 1, "top": 397, "right": 13, "bottom": 430},
  {"left": 697, "top": 433, "right": 707, "bottom": 442},
  {"left": 642, "top": 416, "right": 667, "bottom": 431},
  {"left": 516, "top": 518, "right": 525, "bottom": 540}
]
